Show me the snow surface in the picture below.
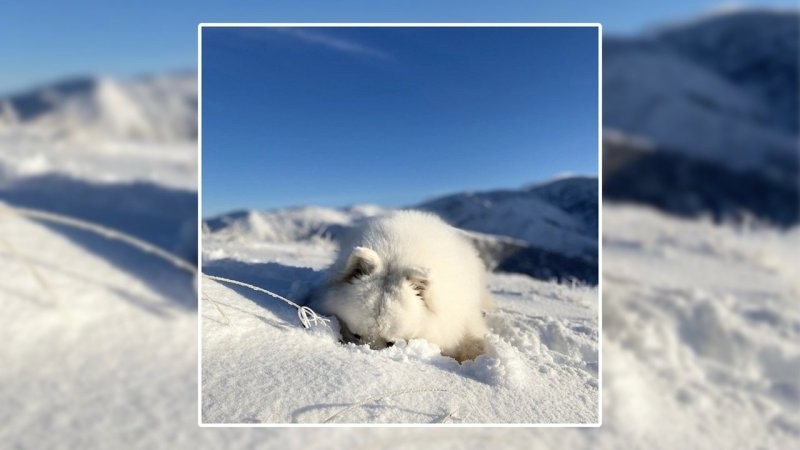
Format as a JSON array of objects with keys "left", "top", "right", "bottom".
[
  {"left": 4, "top": 201, "right": 799, "bottom": 446},
  {"left": 1, "top": 117, "right": 796, "bottom": 441},
  {"left": 201, "top": 235, "right": 599, "bottom": 424},
  {"left": 0, "top": 130, "right": 197, "bottom": 191}
]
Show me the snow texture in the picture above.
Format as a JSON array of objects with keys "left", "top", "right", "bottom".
[
  {"left": 201, "top": 226, "right": 599, "bottom": 423},
  {"left": 4, "top": 197, "right": 798, "bottom": 446}
]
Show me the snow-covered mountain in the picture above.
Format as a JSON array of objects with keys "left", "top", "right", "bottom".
[
  {"left": 0, "top": 72, "right": 197, "bottom": 142},
  {"left": 603, "top": 10, "right": 798, "bottom": 190},
  {"left": 656, "top": 10, "right": 799, "bottom": 134},
  {"left": 417, "top": 176, "right": 597, "bottom": 259},
  {"left": 604, "top": 131, "right": 799, "bottom": 226},
  {"left": 203, "top": 204, "right": 383, "bottom": 243},
  {"left": 203, "top": 176, "right": 599, "bottom": 285},
  {"left": 0, "top": 73, "right": 198, "bottom": 271},
  {"left": 603, "top": 10, "right": 799, "bottom": 226}
]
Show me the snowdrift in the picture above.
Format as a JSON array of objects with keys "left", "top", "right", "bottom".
[{"left": 201, "top": 241, "right": 599, "bottom": 424}]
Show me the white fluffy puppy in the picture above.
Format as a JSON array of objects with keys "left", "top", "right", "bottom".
[{"left": 310, "top": 210, "right": 492, "bottom": 362}]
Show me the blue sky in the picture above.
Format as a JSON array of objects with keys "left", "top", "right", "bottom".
[
  {"left": 201, "top": 26, "right": 598, "bottom": 214},
  {"left": 0, "top": 1, "right": 795, "bottom": 94}
]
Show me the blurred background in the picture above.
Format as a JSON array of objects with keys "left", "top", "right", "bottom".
[{"left": 0, "top": 0, "right": 798, "bottom": 448}]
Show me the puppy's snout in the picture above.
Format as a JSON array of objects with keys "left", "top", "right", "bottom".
[{"left": 386, "top": 341, "right": 395, "bottom": 347}]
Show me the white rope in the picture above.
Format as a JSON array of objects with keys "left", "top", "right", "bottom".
[
  {"left": 0, "top": 204, "right": 197, "bottom": 275},
  {"left": 0, "top": 203, "right": 329, "bottom": 329},
  {"left": 202, "top": 274, "right": 329, "bottom": 329}
]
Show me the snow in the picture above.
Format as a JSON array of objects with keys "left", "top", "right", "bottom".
[
  {"left": 604, "top": 40, "right": 797, "bottom": 182},
  {"left": 203, "top": 205, "right": 382, "bottom": 243},
  {"left": 0, "top": 73, "right": 197, "bottom": 143},
  {"left": 603, "top": 10, "right": 799, "bottom": 187},
  {"left": 204, "top": 176, "right": 599, "bottom": 263},
  {"left": 655, "top": 10, "right": 800, "bottom": 134},
  {"left": 0, "top": 130, "right": 197, "bottom": 191},
  {"left": 0, "top": 74, "right": 198, "bottom": 192},
  {"left": 417, "top": 176, "right": 598, "bottom": 260},
  {"left": 0, "top": 103, "right": 796, "bottom": 440},
  {"left": 204, "top": 177, "right": 599, "bottom": 285},
  {"left": 4, "top": 199, "right": 799, "bottom": 446},
  {"left": 0, "top": 207, "right": 200, "bottom": 448},
  {"left": 201, "top": 245, "right": 599, "bottom": 424}
]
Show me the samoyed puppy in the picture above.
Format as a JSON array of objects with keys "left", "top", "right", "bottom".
[{"left": 309, "top": 210, "right": 492, "bottom": 362}]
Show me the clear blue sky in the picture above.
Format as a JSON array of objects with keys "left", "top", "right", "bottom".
[
  {"left": 201, "top": 26, "right": 598, "bottom": 214},
  {"left": 0, "top": 1, "right": 795, "bottom": 94}
]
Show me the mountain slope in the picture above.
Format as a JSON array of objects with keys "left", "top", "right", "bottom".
[
  {"left": 203, "top": 176, "right": 599, "bottom": 284},
  {"left": 0, "top": 72, "right": 197, "bottom": 142},
  {"left": 417, "top": 176, "right": 597, "bottom": 260},
  {"left": 603, "top": 10, "right": 798, "bottom": 188},
  {"left": 656, "top": 10, "right": 799, "bottom": 133},
  {"left": 604, "top": 132, "right": 799, "bottom": 226}
]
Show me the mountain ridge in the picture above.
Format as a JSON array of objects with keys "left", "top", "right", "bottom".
[
  {"left": 203, "top": 176, "right": 599, "bottom": 284},
  {"left": 0, "top": 72, "right": 197, "bottom": 142}
]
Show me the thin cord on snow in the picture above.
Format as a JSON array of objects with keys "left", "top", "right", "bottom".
[
  {"left": 322, "top": 388, "right": 450, "bottom": 423},
  {"left": 0, "top": 204, "right": 197, "bottom": 275},
  {"left": 202, "top": 292, "right": 231, "bottom": 326},
  {"left": 1, "top": 204, "right": 328, "bottom": 329},
  {"left": 202, "top": 274, "right": 329, "bottom": 329}
]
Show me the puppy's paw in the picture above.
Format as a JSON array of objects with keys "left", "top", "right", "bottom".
[{"left": 454, "top": 335, "right": 486, "bottom": 363}]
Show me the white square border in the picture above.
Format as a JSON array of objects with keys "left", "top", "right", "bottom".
[{"left": 197, "top": 22, "right": 603, "bottom": 428}]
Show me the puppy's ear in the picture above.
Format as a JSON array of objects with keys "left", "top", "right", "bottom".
[
  {"left": 340, "top": 246, "right": 381, "bottom": 283},
  {"left": 405, "top": 267, "right": 430, "bottom": 298}
]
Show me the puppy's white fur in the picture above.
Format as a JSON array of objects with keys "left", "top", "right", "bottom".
[{"left": 310, "top": 210, "right": 492, "bottom": 362}]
